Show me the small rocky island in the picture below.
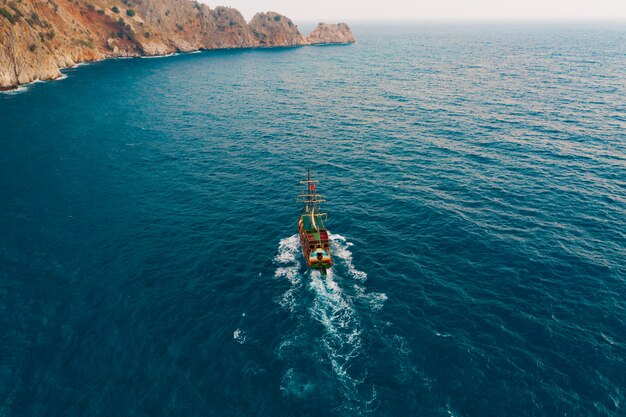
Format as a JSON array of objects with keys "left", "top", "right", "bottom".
[
  {"left": 0, "top": 0, "right": 355, "bottom": 90},
  {"left": 308, "top": 23, "right": 355, "bottom": 44}
]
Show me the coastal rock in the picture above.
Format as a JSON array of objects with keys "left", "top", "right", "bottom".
[
  {"left": 0, "top": 0, "right": 353, "bottom": 90},
  {"left": 248, "top": 12, "right": 306, "bottom": 47},
  {"left": 307, "top": 23, "right": 355, "bottom": 45},
  {"left": 205, "top": 7, "right": 256, "bottom": 49}
]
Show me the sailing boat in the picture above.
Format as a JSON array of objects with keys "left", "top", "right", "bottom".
[{"left": 297, "top": 169, "right": 333, "bottom": 275}]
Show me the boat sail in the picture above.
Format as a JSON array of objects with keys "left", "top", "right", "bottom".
[{"left": 297, "top": 169, "right": 333, "bottom": 274}]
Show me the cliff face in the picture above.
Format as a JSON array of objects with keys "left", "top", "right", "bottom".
[
  {"left": 249, "top": 12, "right": 306, "bottom": 47},
  {"left": 307, "top": 23, "right": 356, "bottom": 45},
  {"left": 0, "top": 0, "right": 355, "bottom": 90}
]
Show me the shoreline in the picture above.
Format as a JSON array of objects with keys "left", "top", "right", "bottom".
[{"left": 0, "top": 42, "right": 352, "bottom": 93}]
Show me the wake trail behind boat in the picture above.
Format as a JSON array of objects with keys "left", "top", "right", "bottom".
[{"left": 273, "top": 234, "right": 385, "bottom": 413}]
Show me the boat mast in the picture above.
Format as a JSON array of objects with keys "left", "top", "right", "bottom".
[
  {"left": 297, "top": 168, "right": 326, "bottom": 218},
  {"left": 308, "top": 167, "right": 311, "bottom": 213}
]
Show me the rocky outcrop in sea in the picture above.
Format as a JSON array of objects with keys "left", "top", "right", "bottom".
[
  {"left": 307, "top": 23, "right": 356, "bottom": 44},
  {"left": 0, "top": 0, "right": 355, "bottom": 90}
]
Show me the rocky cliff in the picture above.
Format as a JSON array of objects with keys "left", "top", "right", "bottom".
[
  {"left": 308, "top": 23, "right": 355, "bottom": 45},
  {"left": 249, "top": 11, "right": 306, "bottom": 47},
  {"left": 0, "top": 0, "right": 355, "bottom": 90}
]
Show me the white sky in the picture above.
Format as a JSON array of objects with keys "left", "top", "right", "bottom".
[{"left": 203, "top": 0, "right": 626, "bottom": 22}]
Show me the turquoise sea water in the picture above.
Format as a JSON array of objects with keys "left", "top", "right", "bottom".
[{"left": 1, "top": 23, "right": 625, "bottom": 416}]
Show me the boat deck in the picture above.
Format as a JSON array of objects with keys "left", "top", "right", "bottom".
[{"left": 300, "top": 213, "right": 327, "bottom": 232}]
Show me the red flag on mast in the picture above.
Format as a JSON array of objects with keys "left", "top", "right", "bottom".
[{"left": 310, "top": 184, "right": 316, "bottom": 192}]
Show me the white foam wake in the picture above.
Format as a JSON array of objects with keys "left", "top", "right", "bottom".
[
  {"left": 329, "top": 233, "right": 387, "bottom": 312},
  {"left": 273, "top": 233, "right": 385, "bottom": 410},
  {"left": 329, "top": 234, "right": 368, "bottom": 281},
  {"left": 309, "top": 269, "right": 362, "bottom": 380},
  {"left": 273, "top": 235, "right": 302, "bottom": 313}
]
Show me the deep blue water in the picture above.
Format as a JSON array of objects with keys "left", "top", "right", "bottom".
[{"left": 1, "top": 23, "right": 626, "bottom": 417}]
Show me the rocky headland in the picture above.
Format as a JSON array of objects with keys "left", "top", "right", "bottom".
[{"left": 0, "top": 0, "right": 355, "bottom": 90}]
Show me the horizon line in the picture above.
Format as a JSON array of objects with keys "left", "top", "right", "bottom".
[{"left": 294, "top": 17, "right": 626, "bottom": 23}]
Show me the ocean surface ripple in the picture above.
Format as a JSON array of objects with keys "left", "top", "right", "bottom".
[{"left": 1, "top": 23, "right": 625, "bottom": 417}]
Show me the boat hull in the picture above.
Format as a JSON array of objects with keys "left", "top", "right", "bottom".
[{"left": 298, "top": 216, "right": 332, "bottom": 272}]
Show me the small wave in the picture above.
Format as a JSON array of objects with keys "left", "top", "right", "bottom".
[
  {"left": 274, "top": 266, "right": 299, "bottom": 285},
  {"left": 446, "top": 403, "right": 459, "bottom": 417},
  {"left": 330, "top": 234, "right": 367, "bottom": 281},
  {"left": 600, "top": 332, "right": 617, "bottom": 346},
  {"left": 277, "top": 286, "right": 298, "bottom": 313},
  {"left": 1, "top": 78, "right": 49, "bottom": 94},
  {"left": 1, "top": 85, "right": 29, "bottom": 95},
  {"left": 274, "top": 235, "right": 299, "bottom": 264},
  {"left": 233, "top": 328, "right": 246, "bottom": 344},
  {"left": 273, "top": 235, "right": 300, "bottom": 285},
  {"left": 140, "top": 50, "right": 201, "bottom": 60},
  {"left": 141, "top": 53, "right": 179, "bottom": 59},
  {"left": 2, "top": 75, "right": 69, "bottom": 95},
  {"left": 71, "top": 62, "right": 91, "bottom": 68},
  {"left": 280, "top": 368, "right": 315, "bottom": 398},
  {"left": 362, "top": 291, "right": 388, "bottom": 311}
]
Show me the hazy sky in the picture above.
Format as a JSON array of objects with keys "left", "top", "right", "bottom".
[{"left": 204, "top": 1, "right": 626, "bottom": 22}]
